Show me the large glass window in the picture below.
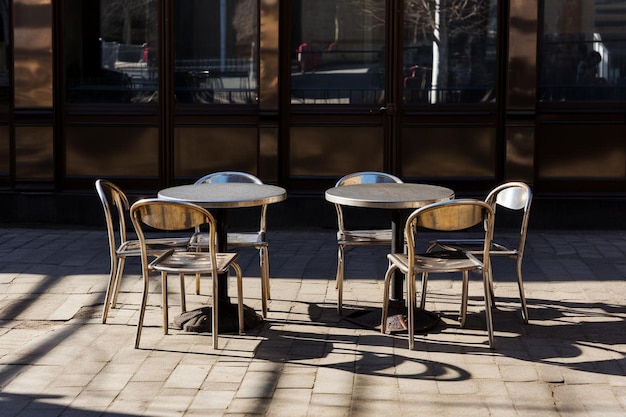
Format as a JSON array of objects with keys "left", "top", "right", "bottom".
[
  {"left": 402, "top": 0, "right": 498, "bottom": 105},
  {"left": 174, "top": 0, "right": 258, "bottom": 105},
  {"left": 539, "top": 0, "right": 626, "bottom": 102},
  {"left": 290, "top": 0, "right": 497, "bottom": 106},
  {"left": 64, "top": 0, "right": 158, "bottom": 104},
  {"left": 290, "top": 0, "right": 386, "bottom": 105},
  {"left": 0, "top": 0, "right": 9, "bottom": 107}
]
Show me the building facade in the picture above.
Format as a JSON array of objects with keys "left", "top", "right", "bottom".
[{"left": 0, "top": 0, "right": 624, "bottom": 227}]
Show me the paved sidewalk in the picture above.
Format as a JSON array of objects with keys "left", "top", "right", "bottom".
[{"left": 0, "top": 226, "right": 625, "bottom": 416}]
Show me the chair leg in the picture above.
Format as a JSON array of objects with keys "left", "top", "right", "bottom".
[
  {"left": 260, "top": 247, "right": 269, "bottom": 317},
  {"left": 111, "top": 257, "right": 126, "bottom": 308},
  {"left": 260, "top": 246, "right": 270, "bottom": 298},
  {"left": 162, "top": 272, "right": 169, "bottom": 335},
  {"left": 381, "top": 265, "right": 396, "bottom": 334},
  {"left": 487, "top": 257, "right": 495, "bottom": 308},
  {"left": 419, "top": 272, "right": 429, "bottom": 310},
  {"left": 408, "top": 272, "right": 416, "bottom": 350},
  {"left": 233, "top": 263, "right": 245, "bottom": 335},
  {"left": 335, "top": 245, "right": 344, "bottom": 288},
  {"left": 459, "top": 271, "right": 469, "bottom": 327},
  {"left": 212, "top": 272, "right": 219, "bottom": 349},
  {"left": 516, "top": 257, "right": 529, "bottom": 324},
  {"left": 134, "top": 269, "right": 150, "bottom": 349},
  {"left": 102, "top": 256, "right": 119, "bottom": 324},
  {"left": 179, "top": 273, "right": 187, "bottom": 313},
  {"left": 483, "top": 268, "right": 495, "bottom": 349},
  {"left": 336, "top": 245, "right": 345, "bottom": 314},
  {"left": 195, "top": 246, "right": 202, "bottom": 295}
]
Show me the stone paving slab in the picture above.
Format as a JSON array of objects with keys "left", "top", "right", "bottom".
[{"left": 0, "top": 226, "right": 624, "bottom": 416}]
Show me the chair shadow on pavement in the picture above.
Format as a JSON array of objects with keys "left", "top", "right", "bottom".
[
  {"left": 130, "top": 292, "right": 625, "bottom": 379},
  {"left": 0, "top": 392, "right": 142, "bottom": 417}
]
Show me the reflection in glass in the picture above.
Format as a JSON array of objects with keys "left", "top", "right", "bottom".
[
  {"left": 402, "top": 0, "right": 498, "bottom": 105},
  {"left": 174, "top": 0, "right": 258, "bottom": 105},
  {"left": 290, "top": 0, "right": 497, "bottom": 106},
  {"left": 539, "top": 0, "right": 626, "bottom": 102},
  {"left": 64, "top": 0, "right": 158, "bottom": 104},
  {"left": 290, "top": 0, "right": 386, "bottom": 105},
  {"left": 0, "top": 0, "right": 8, "bottom": 106}
]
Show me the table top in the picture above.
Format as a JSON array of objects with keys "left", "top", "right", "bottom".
[
  {"left": 325, "top": 183, "right": 454, "bottom": 209},
  {"left": 158, "top": 183, "right": 287, "bottom": 209}
]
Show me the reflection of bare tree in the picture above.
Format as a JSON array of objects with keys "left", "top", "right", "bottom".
[
  {"left": 358, "top": 0, "right": 492, "bottom": 95},
  {"left": 100, "top": 0, "right": 157, "bottom": 44},
  {"left": 233, "top": 0, "right": 258, "bottom": 46}
]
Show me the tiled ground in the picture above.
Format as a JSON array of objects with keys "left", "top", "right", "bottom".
[{"left": 0, "top": 226, "right": 625, "bottom": 416}]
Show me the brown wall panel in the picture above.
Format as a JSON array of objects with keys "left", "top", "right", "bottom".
[
  {"left": 174, "top": 127, "right": 257, "bottom": 177},
  {"left": 401, "top": 127, "right": 496, "bottom": 178},
  {"left": 15, "top": 126, "right": 53, "bottom": 179},
  {"left": 66, "top": 127, "right": 159, "bottom": 177},
  {"left": 505, "top": 125, "right": 535, "bottom": 183},
  {"left": 259, "top": 126, "right": 279, "bottom": 182},
  {"left": 289, "top": 126, "right": 384, "bottom": 176},
  {"left": 536, "top": 124, "right": 626, "bottom": 178}
]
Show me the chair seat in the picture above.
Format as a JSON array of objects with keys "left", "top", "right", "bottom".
[
  {"left": 149, "top": 251, "right": 239, "bottom": 274},
  {"left": 118, "top": 237, "right": 190, "bottom": 256},
  {"left": 388, "top": 250, "right": 483, "bottom": 274},
  {"left": 338, "top": 229, "right": 392, "bottom": 244},
  {"left": 433, "top": 239, "right": 518, "bottom": 256},
  {"left": 189, "top": 232, "right": 266, "bottom": 248}
]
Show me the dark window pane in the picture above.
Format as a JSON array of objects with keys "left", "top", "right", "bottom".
[
  {"left": 290, "top": 0, "right": 386, "bottom": 105},
  {"left": 64, "top": 0, "right": 158, "bottom": 105},
  {"left": 174, "top": 0, "right": 258, "bottom": 105},
  {"left": 539, "top": 0, "right": 626, "bottom": 102},
  {"left": 403, "top": 0, "right": 498, "bottom": 105}
]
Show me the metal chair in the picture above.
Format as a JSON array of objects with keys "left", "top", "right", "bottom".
[
  {"left": 189, "top": 171, "right": 271, "bottom": 318},
  {"left": 428, "top": 182, "right": 532, "bottom": 323},
  {"left": 95, "top": 180, "right": 190, "bottom": 324},
  {"left": 130, "top": 199, "right": 244, "bottom": 349},
  {"left": 381, "top": 199, "right": 495, "bottom": 349},
  {"left": 333, "top": 171, "right": 403, "bottom": 314}
]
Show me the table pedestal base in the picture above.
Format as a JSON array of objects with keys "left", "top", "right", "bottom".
[
  {"left": 173, "top": 304, "right": 262, "bottom": 333},
  {"left": 344, "top": 307, "right": 440, "bottom": 333}
]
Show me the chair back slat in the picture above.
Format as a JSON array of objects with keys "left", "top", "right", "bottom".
[
  {"left": 486, "top": 182, "right": 531, "bottom": 211},
  {"left": 132, "top": 200, "right": 213, "bottom": 232},
  {"left": 195, "top": 171, "right": 262, "bottom": 184},
  {"left": 413, "top": 200, "right": 488, "bottom": 231},
  {"left": 95, "top": 179, "right": 131, "bottom": 248},
  {"left": 336, "top": 171, "right": 402, "bottom": 187}
]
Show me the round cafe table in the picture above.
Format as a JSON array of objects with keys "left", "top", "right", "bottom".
[
  {"left": 325, "top": 182, "right": 454, "bottom": 331},
  {"left": 158, "top": 182, "right": 286, "bottom": 332}
]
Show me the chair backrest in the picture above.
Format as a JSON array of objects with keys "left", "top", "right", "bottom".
[
  {"left": 405, "top": 199, "right": 495, "bottom": 265},
  {"left": 195, "top": 171, "right": 266, "bottom": 233},
  {"left": 485, "top": 181, "right": 532, "bottom": 253},
  {"left": 334, "top": 172, "right": 403, "bottom": 232},
  {"left": 130, "top": 199, "right": 218, "bottom": 270},
  {"left": 195, "top": 171, "right": 263, "bottom": 185},
  {"left": 335, "top": 171, "right": 403, "bottom": 187},
  {"left": 95, "top": 179, "right": 131, "bottom": 254}
]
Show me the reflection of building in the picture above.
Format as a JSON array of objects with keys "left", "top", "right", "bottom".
[{"left": 0, "top": 1, "right": 625, "bottom": 229}]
